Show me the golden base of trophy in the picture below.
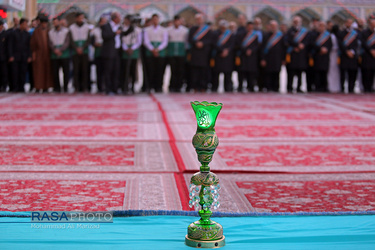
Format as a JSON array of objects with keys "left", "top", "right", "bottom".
[{"left": 185, "top": 235, "right": 225, "bottom": 248}]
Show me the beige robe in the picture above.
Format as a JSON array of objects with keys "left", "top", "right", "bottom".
[{"left": 30, "top": 26, "right": 53, "bottom": 90}]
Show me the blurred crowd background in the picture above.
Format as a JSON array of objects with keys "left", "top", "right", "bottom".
[{"left": 0, "top": 0, "right": 374, "bottom": 94}]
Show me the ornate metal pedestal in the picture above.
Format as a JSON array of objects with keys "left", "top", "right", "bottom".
[{"left": 185, "top": 101, "right": 225, "bottom": 248}]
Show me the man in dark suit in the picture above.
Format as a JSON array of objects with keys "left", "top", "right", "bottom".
[
  {"left": 121, "top": 15, "right": 142, "bottom": 94},
  {"left": 234, "top": 14, "right": 247, "bottom": 92},
  {"left": 7, "top": 18, "right": 31, "bottom": 93},
  {"left": 5, "top": 17, "right": 20, "bottom": 92},
  {"left": 0, "top": 20, "right": 7, "bottom": 92},
  {"left": 254, "top": 17, "right": 265, "bottom": 92},
  {"left": 337, "top": 18, "right": 359, "bottom": 93},
  {"left": 360, "top": 18, "right": 375, "bottom": 93},
  {"left": 306, "top": 18, "right": 320, "bottom": 92},
  {"left": 211, "top": 20, "right": 235, "bottom": 92},
  {"left": 91, "top": 17, "right": 107, "bottom": 93},
  {"left": 260, "top": 20, "right": 286, "bottom": 92},
  {"left": 188, "top": 13, "right": 213, "bottom": 92},
  {"left": 101, "top": 12, "right": 122, "bottom": 95},
  {"left": 311, "top": 21, "right": 332, "bottom": 92},
  {"left": 285, "top": 16, "right": 310, "bottom": 93},
  {"left": 237, "top": 21, "right": 260, "bottom": 92},
  {"left": 140, "top": 18, "right": 151, "bottom": 93}
]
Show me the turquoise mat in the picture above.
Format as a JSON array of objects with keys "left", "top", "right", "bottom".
[{"left": 1, "top": 215, "right": 375, "bottom": 249}]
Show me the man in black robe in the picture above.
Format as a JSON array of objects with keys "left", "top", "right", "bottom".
[
  {"left": 5, "top": 17, "right": 20, "bottom": 92},
  {"left": 234, "top": 14, "right": 247, "bottom": 92},
  {"left": 237, "top": 21, "right": 260, "bottom": 92},
  {"left": 285, "top": 16, "right": 310, "bottom": 93},
  {"left": 337, "top": 18, "right": 359, "bottom": 93},
  {"left": 188, "top": 14, "right": 213, "bottom": 92},
  {"left": 254, "top": 17, "right": 265, "bottom": 92},
  {"left": 260, "top": 20, "right": 286, "bottom": 92},
  {"left": 311, "top": 21, "right": 332, "bottom": 92},
  {"left": 306, "top": 18, "right": 320, "bottom": 92},
  {"left": 7, "top": 18, "right": 31, "bottom": 93},
  {"left": 0, "top": 20, "right": 7, "bottom": 92},
  {"left": 360, "top": 18, "right": 375, "bottom": 93}
]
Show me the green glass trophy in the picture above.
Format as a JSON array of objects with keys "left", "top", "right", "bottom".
[{"left": 185, "top": 101, "right": 225, "bottom": 248}]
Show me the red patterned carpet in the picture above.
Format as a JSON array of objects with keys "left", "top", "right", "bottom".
[{"left": 0, "top": 93, "right": 375, "bottom": 213}]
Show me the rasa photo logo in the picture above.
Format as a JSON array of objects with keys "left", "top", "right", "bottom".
[{"left": 31, "top": 211, "right": 113, "bottom": 223}]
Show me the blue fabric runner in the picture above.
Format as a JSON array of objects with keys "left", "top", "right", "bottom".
[{"left": 1, "top": 212, "right": 374, "bottom": 249}]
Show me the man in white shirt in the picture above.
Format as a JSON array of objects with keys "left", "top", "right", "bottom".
[
  {"left": 49, "top": 17, "right": 70, "bottom": 93},
  {"left": 69, "top": 13, "right": 91, "bottom": 93},
  {"left": 167, "top": 15, "right": 188, "bottom": 92},
  {"left": 143, "top": 13, "right": 168, "bottom": 93}
]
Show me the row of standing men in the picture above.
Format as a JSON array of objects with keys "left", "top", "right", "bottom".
[{"left": 0, "top": 13, "right": 375, "bottom": 94}]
